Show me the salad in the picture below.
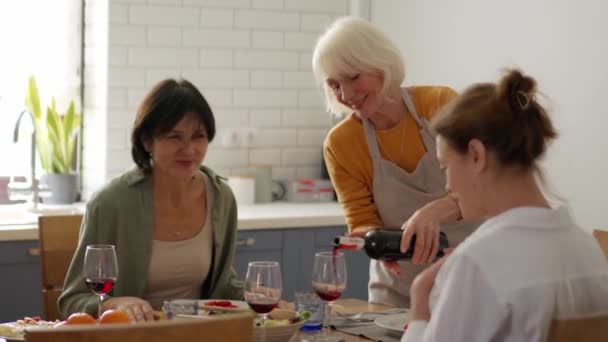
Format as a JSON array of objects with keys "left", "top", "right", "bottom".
[{"left": 254, "top": 310, "right": 310, "bottom": 327}]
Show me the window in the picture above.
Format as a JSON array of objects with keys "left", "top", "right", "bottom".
[{"left": 0, "top": 0, "right": 81, "bottom": 203}]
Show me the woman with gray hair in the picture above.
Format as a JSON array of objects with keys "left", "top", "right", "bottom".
[{"left": 313, "top": 16, "right": 477, "bottom": 307}]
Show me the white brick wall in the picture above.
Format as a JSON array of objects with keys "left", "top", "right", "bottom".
[{"left": 82, "top": 0, "right": 350, "bottom": 197}]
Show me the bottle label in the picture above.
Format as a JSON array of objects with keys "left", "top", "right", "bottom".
[{"left": 334, "top": 236, "right": 364, "bottom": 250}]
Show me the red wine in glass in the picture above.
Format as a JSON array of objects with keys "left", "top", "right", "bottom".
[
  {"left": 312, "top": 282, "right": 344, "bottom": 302},
  {"left": 83, "top": 244, "right": 119, "bottom": 318},
  {"left": 244, "top": 261, "right": 282, "bottom": 342},
  {"left": 312, "top": 251, "right": 347, "bottom": 337},
  {"left": 85, "top": 277, "right": 116, "bottom": 295},
  {"left": 247, "top": 301, "right": 277, "bottom": 314}
]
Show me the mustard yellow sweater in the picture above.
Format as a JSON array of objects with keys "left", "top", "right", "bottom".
[{"left": 323, "top": 86, "right": 457, "bottom": 232}]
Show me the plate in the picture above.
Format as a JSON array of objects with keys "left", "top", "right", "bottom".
[
  {"left": 374, "top": 312, "right": 410, "bottom": 335},
  {"left": 252, "top": 312, "right": 307, "bottom": 342},
  {"left": 0, "top": 320, "right": 58, "bottom": 341},
  {"left": 198, "top": 299, "right": 251, "bottom": 313},
  {"left": 0, "top": 322, "right": 25, "bottom": 341}
]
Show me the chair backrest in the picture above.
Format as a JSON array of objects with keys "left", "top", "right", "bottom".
[
  {"left": 547, "top": 315, "right": 608, "bottom": 342},
  {"left": 593, "top": 229, "right": 608, "bottom": 259},
  {"left": 38, "top": 214, "right": 83, "bottom": 321},
  {"left": 25, "top": 313, "right": 254, "bottom": 342}
]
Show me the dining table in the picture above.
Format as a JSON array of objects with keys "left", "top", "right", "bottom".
[
  {"left": 0, "top": 298, "right": 401, "bottom": 342},
  {"left": 291, "top": 298, "right": 399, "bottom": 341}
]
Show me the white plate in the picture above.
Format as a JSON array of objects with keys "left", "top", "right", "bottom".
[
  {"left": 0, "top": 322, "right": 25, "bottom": 341},
  {"left": 374, "top": 312, "right": 410, "bottom": 334},
  {"left": 198, "top": 299, "right": 251, "bottom": 313}
]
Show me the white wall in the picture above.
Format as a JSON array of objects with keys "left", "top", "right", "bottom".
[
  {"left": 371, "top": 0, "right": 608, "bottom": 230},
  {"left": 82, "top": 0, "right": 350, "bottom": 198}
]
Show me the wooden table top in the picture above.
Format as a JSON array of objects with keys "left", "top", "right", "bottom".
[{"left": 293, "top": 298, "right": 394, "bottom": 341}]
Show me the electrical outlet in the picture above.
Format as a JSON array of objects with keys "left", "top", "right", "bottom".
[
  {"left": 240, "top": 128, "right": 257, "bottom": 147},
  {"left": 221, "top": 128, "right": 240, "bottom": 147}
]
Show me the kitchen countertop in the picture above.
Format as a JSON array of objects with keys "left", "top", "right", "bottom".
[{"left": 0, "top": 201, "right": 346, "bottom": 241}]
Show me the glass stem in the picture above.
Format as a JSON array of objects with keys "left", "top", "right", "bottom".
[
  {"left": 98, "top": 294, "right": 103, "bottom": 318},
  {"left": 260, "top": 314, "right": 267, "bottom": 342},
  {"left": 324, "top": 302, "right": 332, "bottom": 335}
]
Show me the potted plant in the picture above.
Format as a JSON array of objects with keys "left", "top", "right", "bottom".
[{"left": 24, "top": 76, "right": 81, "bottom": 204}]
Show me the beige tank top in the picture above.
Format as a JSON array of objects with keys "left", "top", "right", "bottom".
[{"left": 144, "top": 173, "right": 214, "bottom": 310}]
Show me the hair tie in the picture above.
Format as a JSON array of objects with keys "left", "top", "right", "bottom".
[{"left": 515, "top": 90, "right": 531, "bottom": 110}]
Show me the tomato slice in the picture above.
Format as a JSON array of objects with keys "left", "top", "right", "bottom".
[{"left": 206, "top": 300, "right": 237, "bottom": 308}]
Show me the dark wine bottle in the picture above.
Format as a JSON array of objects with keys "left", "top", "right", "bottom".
[{"left": 333, "top": 230, "right": 449, "bottom": 261}]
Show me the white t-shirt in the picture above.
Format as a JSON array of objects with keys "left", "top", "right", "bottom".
[{"left": 402, "top": 206, "right": 608, "bottom": 342}]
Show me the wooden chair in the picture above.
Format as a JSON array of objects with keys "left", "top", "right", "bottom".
[
  {"left": 593, "top": 229, "right": 608, "bottom": 259},
  {"left": 547, "top": 314, "right": 608, "bottom": 342},
  {"left": 38, "top": 214, "right": 83, "bottom": 321},
  {"left": 25, "top": 313, "right": 254, "bottom": 342}
]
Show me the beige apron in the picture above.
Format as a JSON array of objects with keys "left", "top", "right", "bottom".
[{"left": 364, "top": 88, "right": 478, "bottom": 307}]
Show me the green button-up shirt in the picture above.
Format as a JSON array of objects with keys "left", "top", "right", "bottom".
[{"left": 58, "top": 166, "right": 243, "bottom": 318}]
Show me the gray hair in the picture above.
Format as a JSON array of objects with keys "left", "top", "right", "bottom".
[{"left": 312, "top": 16, "right": 405, "bottom": 116}]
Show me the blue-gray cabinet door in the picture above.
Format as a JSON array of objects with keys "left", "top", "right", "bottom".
[
  {"left": 0, "top": 241, "right": 43, "bottom": 322},
  {"left": 232, "top": 230, "right": 285, "bottom": 300},
  {"left": 285, "top": 226, "right": 369, "bottom": 301}
]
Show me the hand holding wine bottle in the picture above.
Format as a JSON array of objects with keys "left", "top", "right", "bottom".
[{"left": 336, "top": 230, "right": 449, "bottom": 260}]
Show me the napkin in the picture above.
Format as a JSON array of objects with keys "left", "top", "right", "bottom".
[{"left": 331, "top": 309, "right": 407, "bottom": 342}]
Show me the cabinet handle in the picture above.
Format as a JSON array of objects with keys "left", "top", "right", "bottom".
[
  {"left": 235, "top": 237, "right": 255, "bottom": 247},
  {"left": 28, "top": 248, "right": 41, "bottom": 256}
]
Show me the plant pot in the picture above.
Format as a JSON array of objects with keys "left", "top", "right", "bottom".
[{"left": 42, "top": 173, "right": 78, "bottom": 204}]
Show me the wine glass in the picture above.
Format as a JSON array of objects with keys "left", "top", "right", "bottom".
[
  {"left": 312, "top": 251, "right": 347, "bottom": 337},
  {"left": 244, "top": 261, "right": 282, "bottom": 342},
  {"left": 83, "top": 244, "right": 118, "bottom": 318}
]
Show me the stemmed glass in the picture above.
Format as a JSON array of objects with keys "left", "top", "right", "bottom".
[
  {"left": 244, "top": 261, "right": 282, "bottom": 342},
  {"left": 312, "top": 251, "right": 347, "bottom": 337},
  {"left": 83, "top": 244, "right": 118, "bottom": 318}
]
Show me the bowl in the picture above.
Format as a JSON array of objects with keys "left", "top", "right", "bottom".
[{"left": 252, "top": 309, "right": 306, "bottom": 342}]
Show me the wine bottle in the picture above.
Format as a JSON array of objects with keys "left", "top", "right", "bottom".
[{"left": 333, "top": 230, "right": 449, "bottom": 261}]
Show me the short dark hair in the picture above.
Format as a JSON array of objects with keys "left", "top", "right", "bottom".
[
  {"left": 131, "top": 79, "right": 216, "bottom": 173},
  {"left": 432, "top": 69, "right": 557, "bottom": 170}
]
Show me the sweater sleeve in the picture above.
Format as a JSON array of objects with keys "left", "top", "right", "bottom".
[{"left": 324, "top": 140, "right": 383, "bottom": 233}]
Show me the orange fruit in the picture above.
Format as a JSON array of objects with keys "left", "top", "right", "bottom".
[
  {"left": 65, "top": 312, "right": 97, "bottom": 325},
  {"left": 99, "top": 309, "right": 131, "bottom": 324}
]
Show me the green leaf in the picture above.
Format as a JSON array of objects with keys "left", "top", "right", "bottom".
[
  {"left": 25, "top": 76, "right": 42, "bottom": 122},
  {"left": 24, "top": 76, "right": 82, "bottom": 174}
]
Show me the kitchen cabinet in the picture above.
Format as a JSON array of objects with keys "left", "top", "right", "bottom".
[
  {"left": 233, "top": 226, "right": 369, "bottom": 302},
  {"left": 0, "top": 241, "right": 43, "bottom": 322}
]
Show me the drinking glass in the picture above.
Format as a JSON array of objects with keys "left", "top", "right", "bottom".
[
  {"left": 244, "top": 261, "right": 282, "bottom": 342},
  {"left": 312, "top": 251, "right": 347, "bottom": 337},
  {"left": 83, "top": 244, "right": 118, "bottom": 318}
]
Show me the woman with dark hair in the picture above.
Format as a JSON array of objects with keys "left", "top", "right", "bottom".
[
  {"left": 59, "top": 79, "right": 242, "bottom": 322},
  {"left": 402, "top": 70, "right": 608, "bottom": 341}
]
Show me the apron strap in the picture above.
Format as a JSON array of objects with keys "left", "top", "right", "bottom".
[
  {"left": 363, "top": 118, "right": 383, "bottom": 160},
  {"left": 401, "top": 88, "right": 436, "bottom": 151},
  {"left": 363, "top": 88, "right": 435, "bottom": 160}
]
